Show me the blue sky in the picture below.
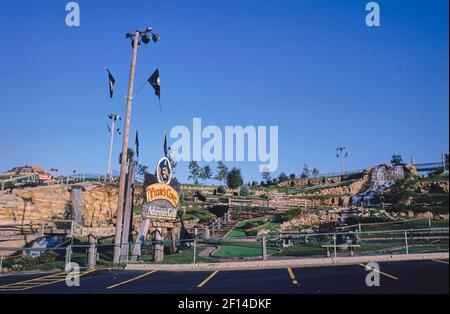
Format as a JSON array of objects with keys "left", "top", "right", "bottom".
[{"left": 0, "top": 0, "right": 448, "bottom": 183}]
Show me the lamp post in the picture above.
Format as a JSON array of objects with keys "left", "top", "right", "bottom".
[
  {"left": 336, "top": 147, "right": 348, "bottom": 175},
  {"left": 107, "top": 113, "right": 121, "bottom": 181},
  {"left": 113, "top": 26, "right": 161, "bottom": 264}
]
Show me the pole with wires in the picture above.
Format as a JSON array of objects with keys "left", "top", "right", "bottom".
[{"left": 113, "top": 26, "right": 161, "bottom": 265}]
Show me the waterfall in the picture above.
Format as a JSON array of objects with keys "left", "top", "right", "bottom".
[
  {"left": 70, "top": 186, "right": 84, "bottom": 225},
  {"left": 351, "top": 164, "right": 405, "bottom": 206}
]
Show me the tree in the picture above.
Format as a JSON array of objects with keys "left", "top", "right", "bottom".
[
  {"left": 119, "top": 148, "right": 135, "bottom": 165},
  {"left": 240, "top": 185, "right": 250, "bottom": 196},
  {"left": 391, "top": 155, "right": 403, "bottom": 165},
  {"left": 278, "top": 172, "right": 288, "bottom": 182},
  {"left": 289, "top": 173, "right": 296, "bottom": 180},
  {"left": 137, "top": 164, "right": 148, "bottom": 178},
  {"left": 444, "top": 153, "right": 449, "bottom": 170},
  {"left": 261, "top": 167, "right": 271, "bottom": 184},
  {"left": 168, "top": 147, "right": 178, "bottom": 175},
  {"left": 200, "top": 165, "right": 213, "bottom": 185},
  {"left": 226, "top": 167, "right": 244, "bottom": 189},
  {"left": 300, "top": 163, "right": 310, "bottom": 179},
  {"left": 214, "top": 161, "right": 228, "bottom": 185},
  {"left": 188, "top": 161, "right": 201, "bottom": 184},
  {"left": 312, "top": 168, "right": 320, "bottom": 178}
]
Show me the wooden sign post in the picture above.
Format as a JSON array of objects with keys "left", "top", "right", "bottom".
[{"left": 131, "top": 182, "right": 179, "bottom": 262}]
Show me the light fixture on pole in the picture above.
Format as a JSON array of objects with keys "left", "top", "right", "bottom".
[
  {"left": 107, "top": 114, "right": 121, "bottom": 182},
  {"left": 113, "top": 26, "right": 161, "bottom": 264},
  {"left": 336, "top": 147, "right": 348, "bottom": 175}
]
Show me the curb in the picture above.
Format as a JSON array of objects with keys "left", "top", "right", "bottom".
[{"left": 125, "top": 252, "right": 449, "bottom": 272}]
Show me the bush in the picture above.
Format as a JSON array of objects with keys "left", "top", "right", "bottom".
[
  {"left": 276, "top": 207, "right": 302, "bottom": 222},
  {"left": 3, "top": 251, "right": 59, "bottom": 271},
  {"left": 217, "top": 186, "right": 226, "bottom": 195},
  {"left": 245, "top": 230, "right": 258, "bottom": 237},
  {"left": 240, "top": 185, "right": 250, "bottom": 196},
  {"left": 194, "top": 191, "right": 206, "bottom": 202}
]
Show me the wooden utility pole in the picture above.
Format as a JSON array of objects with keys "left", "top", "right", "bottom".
[
  {"left": 113, "top": 31, "right": 140, "bottom": 264},
  {"left": 120, "top": 161, "right": 136, "bottom": 261}
]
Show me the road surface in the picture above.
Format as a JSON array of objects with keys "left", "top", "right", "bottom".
[{"left": 0, "top": 259, "right": 447, "bottom": 294}]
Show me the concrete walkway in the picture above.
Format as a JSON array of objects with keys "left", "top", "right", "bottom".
[{"left": 126, "top": 252, "right": 449, "bottom": 272}]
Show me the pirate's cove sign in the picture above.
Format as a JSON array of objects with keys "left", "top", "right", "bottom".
[
  {"left": 146, "top": 183, "right": 179, "bottom": 208},
  {"left": 144, "top": 183, "right": 179, "bottom": 221}
]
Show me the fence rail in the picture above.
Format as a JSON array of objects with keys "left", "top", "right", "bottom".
[{"left": 0, "top": 227, "right": 447, "bottom": 272}]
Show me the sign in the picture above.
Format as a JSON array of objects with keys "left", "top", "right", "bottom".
[
  {"left": 146, "top": 183, "right": 179, "bottom": 208},
  {"left": 156, "top": 157, "right": 172, "bottom": 184},
  {"left": 144, "top": 183, "right": 180, "bottom": 221},
  {"left": 150, "top": 221, "right": 179, "bottom": 229},
  {"left": 38, "top": 173, "right": 52, "bottom": 181},
  {"left": 142, "top": 200, "right": 178, "bottom": 221}
]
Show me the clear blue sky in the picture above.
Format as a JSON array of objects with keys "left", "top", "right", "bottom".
[{"left": 0, "top": 0, "right": 448, "bottom": 183}]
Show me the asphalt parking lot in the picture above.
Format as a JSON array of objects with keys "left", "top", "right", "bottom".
[{"left": 0, "top": 259, "right": 447, "bottom": 294}]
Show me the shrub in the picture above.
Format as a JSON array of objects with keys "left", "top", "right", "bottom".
[
  {"left": 245, "top": 230, "right": 258, "bottom": 237},
  {"left": 276, "top": 207, "right": 302, "bottom": 222},
  {"left": 217, "top": 186, "right": 226, "bottom": 195},
  {"left": 194, "top": 191, "right": 206, "bottom": 202},
  {"left": 240, "top": 185, "right": 250, "bottom": 196}
]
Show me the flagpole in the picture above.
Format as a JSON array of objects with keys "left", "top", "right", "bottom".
[
  {"left": 113, "top": 31, "right": 140, "bottom": 264},
  {"left": 107, "top": 117, "right": 115, "bottom": 181}
]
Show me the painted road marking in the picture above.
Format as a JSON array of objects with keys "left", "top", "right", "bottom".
[
  {"left": 197, "top": 271, "right": 219, "bottom": 288},
  {"left": 431, "top": 259, "right": 449, "bottom": 265},
  {"left": 0, "top": 269, "right": 96, "bottom": 291},
  {"left": 287, "top": 268, "right": 299, "bottom": 286},
  {"left": 359, "top": 264, "right": 399, "bottom": 280},
  {"left": 107, "top": 270, "right": 158, "bottom": 289}
]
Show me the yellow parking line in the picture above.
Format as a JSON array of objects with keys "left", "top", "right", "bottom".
[
  {"left": 197, "top": 271, "right": 219, "bottom": 288},
  {"left": 0, "top": 269, "right": 96, "bottom": 290},
  {"left": 26, "top": 269, "right": 97, "bottom": 290},
  {"left": 107, "top": 270, "right": 157, "bottom": 289},
  {"left": 359, "top": 264, "right": 399, "bottom": 280},
  {"left": 0, "top": 272, "right": 67, "bottom": 289},
  {"left": 287, "top": 268, "right": 299, "bottom": 286},
  {"left": 431, "top": 259, "right": 449, "bottom": 265}
]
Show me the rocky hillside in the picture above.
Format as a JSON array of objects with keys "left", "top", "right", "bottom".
[{"left": 0, "top": 183, "right": 143, "bottom": 227}]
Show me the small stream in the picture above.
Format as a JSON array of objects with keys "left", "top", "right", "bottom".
[{"left": 351, "top": 164, "right": 405, "bottom": 206}]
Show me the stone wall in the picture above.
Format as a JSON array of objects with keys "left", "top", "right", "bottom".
[
  {"left": 278, "top": 176, "right": 343, "bottom": 188},
  {"left": 0, "top": 183, "right": 144, "bottom": 228}
]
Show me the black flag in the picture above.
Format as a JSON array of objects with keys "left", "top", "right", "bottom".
[
  {"left": 148, "top": 68, "right": 160, "bottom": 98},
  {"left": 107, "top": 124, "right": 111, "bottom": 133},
  {"left": 106, "top": 68, "right": 116, "bottom": 98},
  {"left": 163, "top": 130, "right": 168, "bottom": 157},
  {"left": 135, "top": 130, "right": 139, "bottom": 159}
]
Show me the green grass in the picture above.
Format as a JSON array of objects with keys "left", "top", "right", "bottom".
[
  {"left": 360, "top": 219, "right": 449, "bottom": 232},
  {"left": 182, "top": 206, "right": 215, "bottom": 222},
  {"left": 273, "top": 243, "right": 325, "bottom": 256},
  {"left": 225, "top": 216, "right": 279, "bottom": 238},
  {"left": 212, "top": 244, "right": 277, "bottom": 258},
  {"left": 156, "top": 246, "right": 213, "bottom": 264},
  {"left": 133, "top": 204, "right": 143, "bottom": 215},
  {"left": 417, "top": 174, "right": 449, "bottom": 183}
]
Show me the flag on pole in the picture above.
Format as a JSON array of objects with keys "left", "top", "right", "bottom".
[
  {"left": 106, "top": 68, "right": 116, "bottom": 98},
  {"left": 148, "top": 68, "right": 160, "bottom": 98},
  {"left": 163, "top": 130, "right": 168, "bottom": 157},
  {"left": 135, "top": 130, "right": 139, "bottom": 159}
]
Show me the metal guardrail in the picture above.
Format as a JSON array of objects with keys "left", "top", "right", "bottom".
[
  {"left": 0, "top": 172, "right": 125, "bottom": 190},
  {"left": 0, "top": 227, "right": 448, "bottom": 271}
]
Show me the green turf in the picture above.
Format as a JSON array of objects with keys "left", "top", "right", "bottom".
[{"left": 212, "top": 245, "right": 277, "bottom": 258}]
